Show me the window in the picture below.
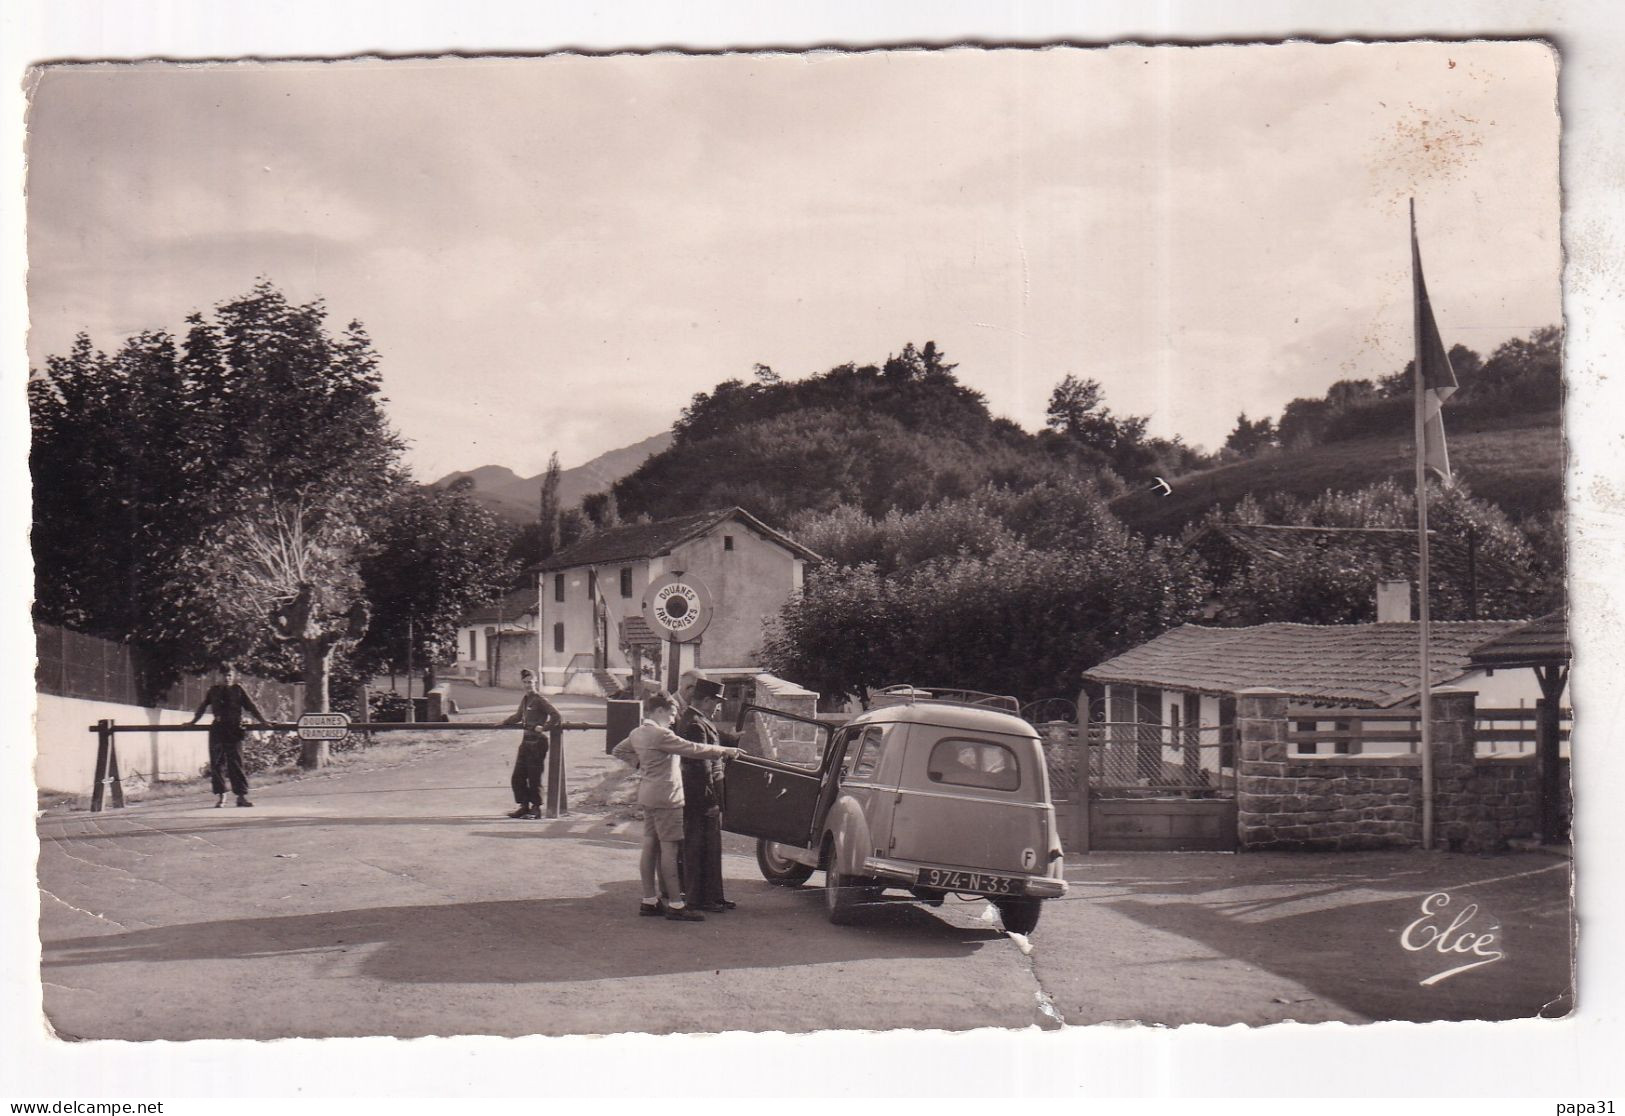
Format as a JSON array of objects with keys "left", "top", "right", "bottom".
[
  {"left": 723, "top": 535, "right": 734, "bottom": 551},
  {"left": 620, "top": 567, "right": 633, "bottom": 598},
  {"left": 553, "top": 623, "right": 565, "bottom": 654},
  {"left": 468, "top": 630, "right": 477, "bottom": 660},
  {"left": 846, "top": 727, "right": 887, "bottom": 781},
  {"left": 553, "top": 573, "right": 564, "bottom": 603},
  {"left": 927, "top": 738, "right": 1020, "bottom": 791}
]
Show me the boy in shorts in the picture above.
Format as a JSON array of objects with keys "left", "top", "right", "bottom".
[{"left": 611, "top": 689, "right": 742, "bottom": 921}]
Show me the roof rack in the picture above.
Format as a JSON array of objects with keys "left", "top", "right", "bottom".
[{"left": 869, "top": 685, "right": 1022, "bottom": 715}]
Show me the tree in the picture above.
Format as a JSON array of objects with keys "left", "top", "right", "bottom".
[
  {"left": 1224, "top": 412, "right": 1277, "bottom": 456},
  {"left": 763, "top": 479, "right": 1209, "bottom": 703},
  {"left": 882, "top": 340, "right": 958, "bottom": 383},
  {"left": 30, "top": 281, "right": 405, "bottom": 712},
  {"left": 1199, "top": 479, "right": 1557, "bottom": 624},
  {"left": 581, "top": 489, "right": 622, "bottom": 530},
  {"left": 537, "top": 451, "right": 562, "bottom": 559},
  {"left": 1044, "top": 374, "right": 1160, "bottom": 480},
  {"left": 764, "top": 536, "right": 1207, "bottom": 705},
  {"left": 158, "top": 490, "right": 373, "bottom": 765},
  {"left": 353, "top": 482, "right": 520, "bottom": 684},
  {"left": 1044, "top": 374, "right": 1104, "bottom": 437}
]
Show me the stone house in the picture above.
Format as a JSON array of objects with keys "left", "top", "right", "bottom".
[
  {"left": 1077, "top": 618, "right": 1570, "bottom": 851},
  {"left": 1080, "top": 618, "right": 1558, "bottom": 761},
  {"left": 450, "top": 586, "right": 539, "bottom": 686},
  {"left": 532, "top": 506, "right": 819, "bottom": 695}
]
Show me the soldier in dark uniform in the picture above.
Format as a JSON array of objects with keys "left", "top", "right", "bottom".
[
  {"left": 189, "top": 663, "right": 266, "bottom": 808},
  {"left": 676, "top": 672, "right": 735, "bottom": 912},
  {"left": 503, "top": 668, "right": 562, "bottom": 819}
]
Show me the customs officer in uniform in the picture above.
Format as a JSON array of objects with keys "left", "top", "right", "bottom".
[{"left": 676, "top": 671, "right": 735, "bottom": 912}]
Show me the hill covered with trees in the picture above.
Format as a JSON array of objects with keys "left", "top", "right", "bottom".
[
  {"left": 610, "top": 342, "right": 1199, "bottom": 524},
  {"left": 1120, "top": 325, "right": 1565, "bottom": 539}
]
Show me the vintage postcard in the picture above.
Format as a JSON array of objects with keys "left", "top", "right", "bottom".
[{"left": 12, "top": 32, "right": 1599, "bottom": 1096}]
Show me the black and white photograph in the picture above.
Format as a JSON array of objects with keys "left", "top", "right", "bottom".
[{"left": 5, "top": 2, "right": 1624, "bottom": 1105}]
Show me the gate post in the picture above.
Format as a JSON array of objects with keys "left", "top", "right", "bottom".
[
  {"left": 545, "top": 722, "right": 567, "bottom": 818},
  {"left": 1235, "top": 688, "right": 1288, "bottom": 849},
  {"left": 1076, "top": 720, "right": 1092, "bottom": 854},
  {"left": 90, "top": 719, "right": 112, "bottom": 813}
]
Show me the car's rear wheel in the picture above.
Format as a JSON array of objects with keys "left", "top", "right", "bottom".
[
  {"left": 756, "top": 839, "right": 815, "bottom": 886},
  {"left": 995, "top": 896, "right": 1043, "bottom": 935},
  {"left": 823, "top": 837, "right": 876, "bottom": 925}
]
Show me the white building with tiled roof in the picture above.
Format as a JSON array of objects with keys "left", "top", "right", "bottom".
[
  {"left": 1081, "top": 619, "right": 1564, "bottom": 760},
  {"left": 530, "top": 507, "right": 819, "bottom": 694},
  {"left": 450, "top": 586, "right": 540, "bottom": 684}
]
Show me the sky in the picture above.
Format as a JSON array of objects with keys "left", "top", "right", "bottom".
[{"left": 26, "top": 43, "right": 1561, "bottom": 482}]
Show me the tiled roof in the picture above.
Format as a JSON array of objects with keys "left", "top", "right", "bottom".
[
  {"left": 1082, "top": 620, "right": 1526, "bottom": 708},
  {"left": 619, "top": 616, "right": 661, "bottom": 647},
  {"left": 461, "top": 586, "right": 540, "bottom": 626},
  {"left": 533, "top": 506, "right": 819, "bottom": 572},
  {"left": 1468, "top": 612, "right": 1569, "bottom": 669},
  {"left": 1188, "top": 523, "right": 1521, "bottom": 585}
]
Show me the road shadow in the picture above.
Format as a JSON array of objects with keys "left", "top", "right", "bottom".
[
  {"left": 40, "top": 815, "right": 550, "bottom": 842},
  {"left": 1082, "top": 857, "right": 1572, "bottom": 1022},
  {"left": 43, "top": 879, "right": 1005, "bottom": 987}
]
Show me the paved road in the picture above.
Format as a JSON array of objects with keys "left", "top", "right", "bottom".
[
  {"left": 36, "top": 718, "right": 1571, "bottom": 1038},
  {"left": 37, "top": 713, "right": 1032, "bottom": 1039}
]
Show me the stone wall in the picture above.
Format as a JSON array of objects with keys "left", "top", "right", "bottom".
[
  {"left": 1235, "top": 688, "right": 1554, "bottom": 852},
  {"left": 1235, "top": 689, "right": 1423, "bottom": 850},
  {"left": 488, "top": 630, "right": 538, "bottom": 690}
]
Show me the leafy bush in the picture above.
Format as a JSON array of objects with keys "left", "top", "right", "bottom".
[
  {"left": 369, "top": 690, "right": 412, "bottom": 722},
  {"left": 763, "top": 485, "right": 1209, "bottom": 704}
]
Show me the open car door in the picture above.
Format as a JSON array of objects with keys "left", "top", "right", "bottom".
[{"left": 722, "top": 704, "right": 837, "bottom": 848}]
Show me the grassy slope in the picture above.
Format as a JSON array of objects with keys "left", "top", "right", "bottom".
[{"left": 1113, "top": 408, "right": 1563, "bottom": 539}]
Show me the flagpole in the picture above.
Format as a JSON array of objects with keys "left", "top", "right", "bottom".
[{"left": 1411, "top": 197, "right": 1435, "bottom": 851}]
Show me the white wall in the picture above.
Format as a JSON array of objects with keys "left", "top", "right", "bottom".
[
  {"left": 36, "top": 694, "right": 206, "bottom": 794},
  {"left": 1454, "top": 666, "right": 1567, "bottom": 710}
]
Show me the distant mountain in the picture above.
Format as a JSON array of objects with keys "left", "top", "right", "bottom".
[
  {"left": 434, "top": 430, "right": 674, "bottom": 524},
  {"left": 1111, "top": 408, "right": 1562, "bottom": 539}
]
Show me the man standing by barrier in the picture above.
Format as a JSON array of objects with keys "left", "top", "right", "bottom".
[
  {"left": 676, "top": 671, "right": 734, "bottom": 913},
  {"left": 189, "top": 663, "right": 265, "bottom": 808},
  {"left": 503, "top": 668, "right": 561, "bottom": 819}
]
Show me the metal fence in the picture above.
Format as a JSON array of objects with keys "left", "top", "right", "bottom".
[
  {"left": 1034, "top": 718, "right": 1235, "bottom": 800},
  {"left": 1086, "top": 720, "right": 1236, "bottom": 797},
  {"left": 35, "top": 621, "right": 303, "bottom": 714}
]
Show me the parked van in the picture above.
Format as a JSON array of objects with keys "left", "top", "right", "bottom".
[{"left": 722, "top": 689, "right": 1067, "bottom": 934}]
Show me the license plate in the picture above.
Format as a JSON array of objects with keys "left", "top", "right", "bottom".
[{"left": 918, "top": 868, "right": 1024, "bottom": 895}]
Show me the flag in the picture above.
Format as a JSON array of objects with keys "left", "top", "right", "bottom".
[{"left": 1411, "top": 211, "right": 1459, "bottom": 482}]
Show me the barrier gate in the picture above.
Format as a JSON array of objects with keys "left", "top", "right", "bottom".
[
  {"left": 1042, "top": 716, "right": 1238, "bottom": 853},
  {"left": 85, "top": 715, "right": 609, "bottom": 815}
]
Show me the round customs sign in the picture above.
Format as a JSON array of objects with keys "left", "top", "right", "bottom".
[{"left": 642, "top": 574, "right": 714, "bottom": 643}]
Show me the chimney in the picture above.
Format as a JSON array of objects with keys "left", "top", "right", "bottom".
[{"left": 1376, "top": 579, "right": 1412, "bottom": 623}]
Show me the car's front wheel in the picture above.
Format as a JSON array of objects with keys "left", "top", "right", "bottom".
[
  {"left": 995, "top": 896, "right": 1043, "bottom": 935},
  {"left": 756, "top": 839, "right": 815, "bottom": 886}
]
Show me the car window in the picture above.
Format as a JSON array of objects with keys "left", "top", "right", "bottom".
[
  {"left": 927, "top": 737, "right": 1020, "bottom": 791},
  {"left": 846, "top": 727, "right": 886, "bottom": 781},
  {"left": 739, "top": 707, "right": 831, "bottom": 772}
]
